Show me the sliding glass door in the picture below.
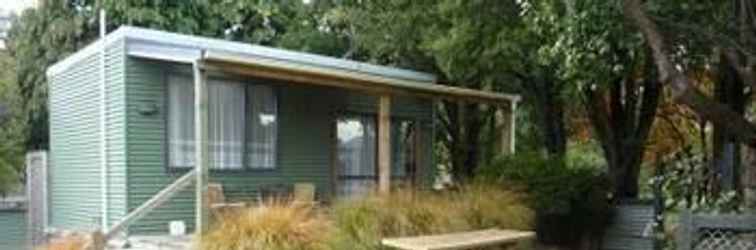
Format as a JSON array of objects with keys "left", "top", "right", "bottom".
[
  {"left": 336, "top": 116, "right": 377, "bottom": 198},
  {"left": 335, "top": 115, "right": 421, "bottom": 198}
]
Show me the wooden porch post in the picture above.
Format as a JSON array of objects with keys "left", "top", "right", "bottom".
[
  {"left": 496, "top": 101, "right": 517, "bottom": 155},
  {"left": 378, "top": 95, "right": 392, "bottom": 194},
  {"left": 193, "top": 61, "right": 210, "bottom": 235}
]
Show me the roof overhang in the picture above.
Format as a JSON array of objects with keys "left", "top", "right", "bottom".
[
  {"left": 47, "top": 26, "right": 520, "bottom": 105},
  {"left": 201, "top": 51, "right": 520, "bottom": 105}
]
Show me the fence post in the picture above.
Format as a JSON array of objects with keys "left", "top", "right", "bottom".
[
  {"left": 677, "top": 210, "right": 692, "bottom": 250},
  {"left": 26, "top": 151, "right": 48, "bottom": 248}
]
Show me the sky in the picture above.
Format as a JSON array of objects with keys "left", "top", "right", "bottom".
[{"left": 0, "top": 0, "right": 37, "bottom": 15}]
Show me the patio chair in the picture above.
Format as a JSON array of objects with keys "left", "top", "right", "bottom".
[
  {"left": 208, "top": 183, "right": 245, "bottom": 213},
  {"left": 292, "top": 182, "right": 317, "bottom": 206}
]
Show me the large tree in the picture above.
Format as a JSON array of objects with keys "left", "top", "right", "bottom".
[
  {"left": 622, "top": 0, "right": 756, "bottom": 205},
  {"left": 527, "top": 0, "right": 661, "bottom": 198},
  {"left": 345, "top": 0, "right": 575, "bottom": 180}
]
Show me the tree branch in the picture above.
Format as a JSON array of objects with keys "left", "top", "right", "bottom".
[{"left": 623, "top": 0, "right": 756, "bottom": 146}]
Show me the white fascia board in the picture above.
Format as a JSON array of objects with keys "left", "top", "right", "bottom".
[
  {"left": 127, "top": 39, "right": 201, "bottom": 64},
  {"left": 46, "top": 28, "right": 129, "bottom": 77}
]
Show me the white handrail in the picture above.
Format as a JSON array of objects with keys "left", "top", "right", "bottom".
[{"left": 104, "top": 169, "right": 197, "bottom": 241}]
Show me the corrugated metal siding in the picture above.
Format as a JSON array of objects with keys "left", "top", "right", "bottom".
[
  {"left": 602, "top": 204, "right": 656, "bottom": 250},
  {"left": 48, "top": 38, "right": 128, "bottom": 231},
  {"left": 124, "top": 58, "right": 434, "bottom": 234},
  {"left": 0, "top": 210, "right": 27, "bottom": 249}
]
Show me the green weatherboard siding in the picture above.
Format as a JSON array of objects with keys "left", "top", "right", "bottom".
[
  {"left": 124, "top": 58, "right": 433, "bottom": 234},
  {"left": 48, "top": 39, "right": 127, "bottom": 231},
  {"left": 0, "top": 210, "right": 27, "bottom": 249}
]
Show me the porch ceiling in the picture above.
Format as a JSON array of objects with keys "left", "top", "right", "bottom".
[{"left": 201, "top": 50, "right": 520, "bottom": 106}]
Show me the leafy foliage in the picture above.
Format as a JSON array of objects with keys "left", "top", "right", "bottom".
[
  {"left": 478, "top": 152, "right": 611, "bottom": 244},
  {"left": 346, "top": 0, "right": 575, "bottom": 179},
  {"left": 0, "top": 51, "right": 25, "bottom": 195},
  {"left": 7, "top": 0, "right": 93, "bottom": 149},
  {"left": 659, "top": 148, "right": 743, "bottom": 214},
  {"left": 526, "top": 0, "right": 644, "bottom": 90}
]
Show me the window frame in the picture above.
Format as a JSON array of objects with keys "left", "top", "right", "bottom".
[
  {"left": 163, "top": 72, "right": 280, "bottom": 172},
  {"left": 335, "top": 114, "right": 379, "bottom": 182},
  {"left": 334, "top": 111, "right": 423, "bottom": 197}
]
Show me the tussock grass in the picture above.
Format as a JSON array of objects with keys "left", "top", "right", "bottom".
[
  {"left": 195, "top": 184, "right": 534, "bottom": 250},
  {"left": 197, "top": 199, "right": 331, "bottom": 250},
  {"left": 328, "top": 183, "right": 534, "bottom": 250},
  {"left": 37, "top": 235, "right": 87, "bottom": 250}
]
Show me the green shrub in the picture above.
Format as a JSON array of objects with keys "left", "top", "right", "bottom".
[
  {"left": 328, "top": 184, "right": 534, "bottom": 250},
  {"left": 478, "top": 151, "right": 612, "bottom": 245}
]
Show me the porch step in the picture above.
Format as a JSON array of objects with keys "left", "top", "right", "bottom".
[{"left": 108, "top": 235, "right": 192, "bottom": 250}]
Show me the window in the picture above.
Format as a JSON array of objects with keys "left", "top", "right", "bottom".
[
  {"left": 336, "top": 116, "right": 376, "bottom": 198},
  {"left": 391, "top": 120, "right": 417, "bottom": 185},
  {"left": 247, "top": 85, "right": 277, "bottom": 169},
  {"left": 336, "top": 116, "right": 420, "bottom": 198},
  {"left": 167, "top": 75, "right": 277, "bottom": 170}
]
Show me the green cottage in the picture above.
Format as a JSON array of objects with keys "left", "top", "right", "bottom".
[{"left": 46, "top": 26, "right": 519, "bottom": 237}]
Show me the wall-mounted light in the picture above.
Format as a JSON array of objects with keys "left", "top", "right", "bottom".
[{"left": 138, "top": 102, "right": 159, "bottom": 116}]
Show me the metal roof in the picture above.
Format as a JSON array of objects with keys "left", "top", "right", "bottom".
[
  {"left": 48, "top": 26, "right": 435, "bottom": 82},
  {"left": 47, "top": 26, "right": 520, "bottom": 104}
]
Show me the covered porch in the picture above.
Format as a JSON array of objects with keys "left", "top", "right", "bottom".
[
  {"left": 192, "top": 50, "right": 521, "bottom": 233},
  {"left": 188, "top": 49, "right": 521, "bottom": 233}
]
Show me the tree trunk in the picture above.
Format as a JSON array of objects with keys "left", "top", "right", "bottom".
[
  {"left": 713, "top": 51, "right": 746, "bottom": 194},
  {"left": 541, "top": 81, "right": 567, "bottom": 158},
  {"left": 440, "top": 100, "right": 491, "bottom": 182},
  {"left": 585, "top": 54, "right": 660, "bottom": 199},
  {"left": 523, "top": 72, "right": 568, "bottom": 160}
]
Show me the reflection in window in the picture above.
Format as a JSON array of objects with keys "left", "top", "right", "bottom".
[
  {"left": 337, "top": 116, "right": 376, "bottom": 198},
  {"left": 336, "top": 116, "right": 420, "bottom": 198},
  {"left": 247, "top": 85, "right": 277, "bottom": 169},
  {"left": 167, "top": 75, "right": 277, "bottom": 170}
]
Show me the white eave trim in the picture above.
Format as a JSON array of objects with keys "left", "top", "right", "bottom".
[
  {"left": 46, "top": 28, "right": 129, "bottom": 77},
  {"left": 127, "top": 39, "right": 201, "bottom": 64}
]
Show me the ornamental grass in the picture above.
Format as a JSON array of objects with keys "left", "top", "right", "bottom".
[
  {"left": 197, "top": 199, "right": 331, "bottom": 250},
  {"left": 327, "top": 183, "right": 534, "bottom": 250},
  {"left": 37, "top": 235, "right": 87, "bottom": 250},
  {"left": 195, "top": 183, "right": 534, "bottom": 250}
]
